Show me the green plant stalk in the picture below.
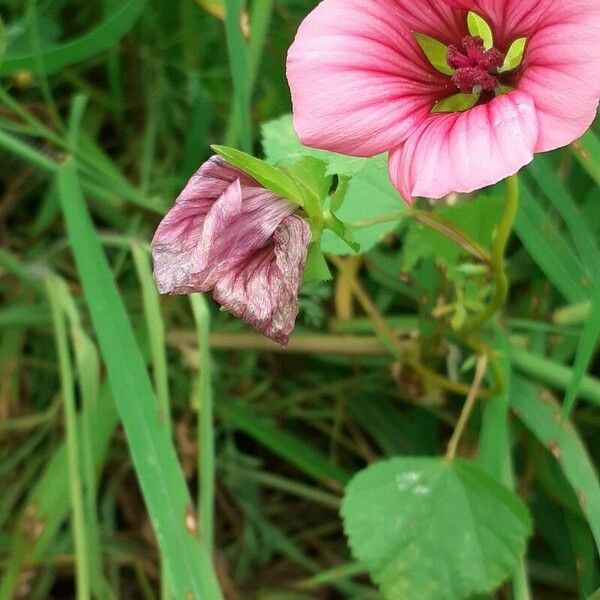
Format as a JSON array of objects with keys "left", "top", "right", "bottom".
[
  {"left": 445, "top": 354, "right": 489, "bottom": 460},
  {"left": 190, "top": 294, "right": 216, "bottom": 557},
  {"left": 510, "top": 346, "right": 600, "bottom": 406},
  {"left": 329, "top": 254, "right": 496, "bottom": 399},
  {"left": 348, "top": 208, "right": 491, "bottom": 263},
  {"left": 131, "top": 242, "right": 172, "bottom": 429},
  {"left": 46, "top": 276, "right": 91, "bottom": 600},
  {"left": 461, "top": 175, "right": 519, "bottom": 337}
]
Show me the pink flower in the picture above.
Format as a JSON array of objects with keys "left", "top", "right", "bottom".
[
  {"left": 152, "top": 156, "right": 311, "bottom": 346},
  {"left": 287, "top": 0, "right": 600, "bottom": 201}
]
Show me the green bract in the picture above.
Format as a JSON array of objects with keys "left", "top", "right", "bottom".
[
  {"left": 211, "top": 145, "right": 307, "bottom": 207},
  {"left": 467, "top": 11, "right": 494, "bottom": 49},
  {"left": 500, "top": 37, "right": 527, "bottom": 73},
  {"left": 413, "top": 32, "right": 453, "bottom": 76},
  {"left": 342, "top": 457, "right": 532, "bottom": 600},
  {"left": 432, "top": 92, "right": 479, "bottom": 113}
]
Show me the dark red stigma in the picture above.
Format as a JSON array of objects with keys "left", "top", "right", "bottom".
[{"left": 447, "top": 36, "right": 505, "bottom": 93}]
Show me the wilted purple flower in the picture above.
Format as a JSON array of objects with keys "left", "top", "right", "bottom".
[{"left": 152, "top": 156, "right": 311, "bottom": 346}]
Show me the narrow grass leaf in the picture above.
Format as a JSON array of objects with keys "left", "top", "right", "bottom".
[
  {"left": 224, "top": 0, "right": 251, "bottom": 151},
  {"left": 510, "top": 346, "right": 600, "bottom": 407},
  {"left": 515, "top": 186, "right": 588, "bottom": 303},
  {"left": 218, "top": 400, "right": 351, "bottom": 484},
  {"left": 562, "top": 281, "right": 600, "bottom": 416},
  {"left": 0, "top": 0, "right": 146, "bottom": 75},
  {"left": 46, "top": 275, "right": 91, "bottom": 600},
  {"left": 525, "top": 158, "right": 600, "bottom": 278},
  {"left": 511, "top": 376, "right": 600, "bottom": 554},
  {"left": 56, "top": 158, "right": 222, "bottom": 599},
  {"left": 131, "top": 242, "right": 171, "bottom": 427}
]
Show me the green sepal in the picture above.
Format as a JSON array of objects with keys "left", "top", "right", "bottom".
[
  {"left": 499, "top": 37, "right": 527, "bottom": 73},
  {"left": 329, "top": 175, "right": 350, "bottom": 214},
  {"left": 279, "top": 155, "right": 332, "bottom": 205},
  {"left": 323, "top": 211, "right": 360, "bottom": 254},
  {"left": 211, "top": 145, "right": 305, "bottom": 206},
  {"left": 303, "top": 242, "right": 332, "bottom": 284},
  {"left": 413, "top": 32, "right": 454, "bottom": 76},
  {"left": 277, "top": 155, "right": 331, "bottom": 225},
  {"left": 432, "top": 92, "right": 479, "bottom": 114},
  {"left": 467, "top": 12, "right": 494, "bottom": 49}
]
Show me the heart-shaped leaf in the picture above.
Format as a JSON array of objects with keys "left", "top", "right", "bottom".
[{"left": 342, "top": 457, "right": 532, "bottom": 600}]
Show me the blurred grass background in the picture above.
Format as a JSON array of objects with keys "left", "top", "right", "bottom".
[{"left": 0, "top": 0, "right": 599, "bottom": 598}]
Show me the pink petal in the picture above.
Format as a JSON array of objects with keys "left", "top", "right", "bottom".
[
  {"left": 151, "top": 156, "right": 248, "bottom": 294},
  {"left": 213, "top": 215, "right": 311, "bottom": 346},
  {"left": 389, "top": 90, "right": 539, "bottom": 200},
  {"left": 287, "top": 0, "right": 466, "bottom": 156},
  {"left": 443, "top": 0, "right": 600, "bottom": 151},
  {"left": 441, "top": 0, "right": 562, "bottom": 49},
  {"left": 517, "top": 0, "right": 600, "bottom": 151}
]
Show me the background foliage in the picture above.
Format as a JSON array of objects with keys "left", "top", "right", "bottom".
[{"left": 0, "top": 0, "right": 599, "bottom": 598}]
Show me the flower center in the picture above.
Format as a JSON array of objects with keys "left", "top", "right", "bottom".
[{"left": 447, "top": 36, "right": 505, "bottom": 94}]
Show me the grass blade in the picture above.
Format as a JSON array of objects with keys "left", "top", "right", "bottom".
[
  {"left": 217, "top": 400, "right": 351, "bottom": 485},
  {"left": 510, "top": 346, "right": 600, "bottom": 407},
  {"left": 525, "top": 158, "right": 600, "bottom": 279},
  {"left": 0, "top": 0, "right": 147, "bottom": 75},
  {"left": 56, "top": 158, "right": 222, "bottom": 599},
  {"left": 224, "top": 0, "right": 251, "bottom": 151},
  {"left": 46, "top": 275, "right": 91, "bottom": 600},
  {"left": 562, "top": 281, "right": 600, "bottom": 416},
  {"left": 511, "top": 376, "right": 600, "bottom": 554},
  {"left": 131, "top": 241, "right": 171, "bottom": 428},
  {"left": 515, "top": 186, "right": 588, "bottom": 303}
]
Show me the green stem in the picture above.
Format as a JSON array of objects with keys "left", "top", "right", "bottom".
[
  {"left": 329, "top": 254, "right": 496, "bottom": 399},
  {"left": 349, "top": 208, "right": 491, "bottom": 263},
  {"left": 46, "top": 276, "right": 91, "bottom": 600},
  {"left": 190, "top": 295, "right": 216, "bottom": 558},
  {"left": 461, "top": 175, "right": 519, "bottom": 337},
  {"left": 445, "top": 354, "right": 489, "bottom": 460},
  {"left": 410, "top": 208, "right": 491, "bottom": 263}
]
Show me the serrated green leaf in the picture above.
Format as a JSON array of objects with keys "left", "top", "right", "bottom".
[
  {"left": 499, "top": 37, "right": 526, "bottom": 73},
  {"left": 432, "top": 92, "right": 479, "bottom": 113},
  {"left": 261, "top": 114, "right": 367, "bottom": 176},
  {"left": 402, "top": 194, "right": 504, "bottom": 271},
  {"left": 261, "top": 115, "right": 405, "bottom": 255},
  {"left": 342, "top": 457, "right": 531, "bottom": 600},
  {"left": 211, "top": 145, "right": 305, "bottom": 206},
  {"left": 413, "top": 32, "right": 453, "bottom": 76},
  {"left": 468, "top": 12, "right": 494, "bottom": 49}
]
